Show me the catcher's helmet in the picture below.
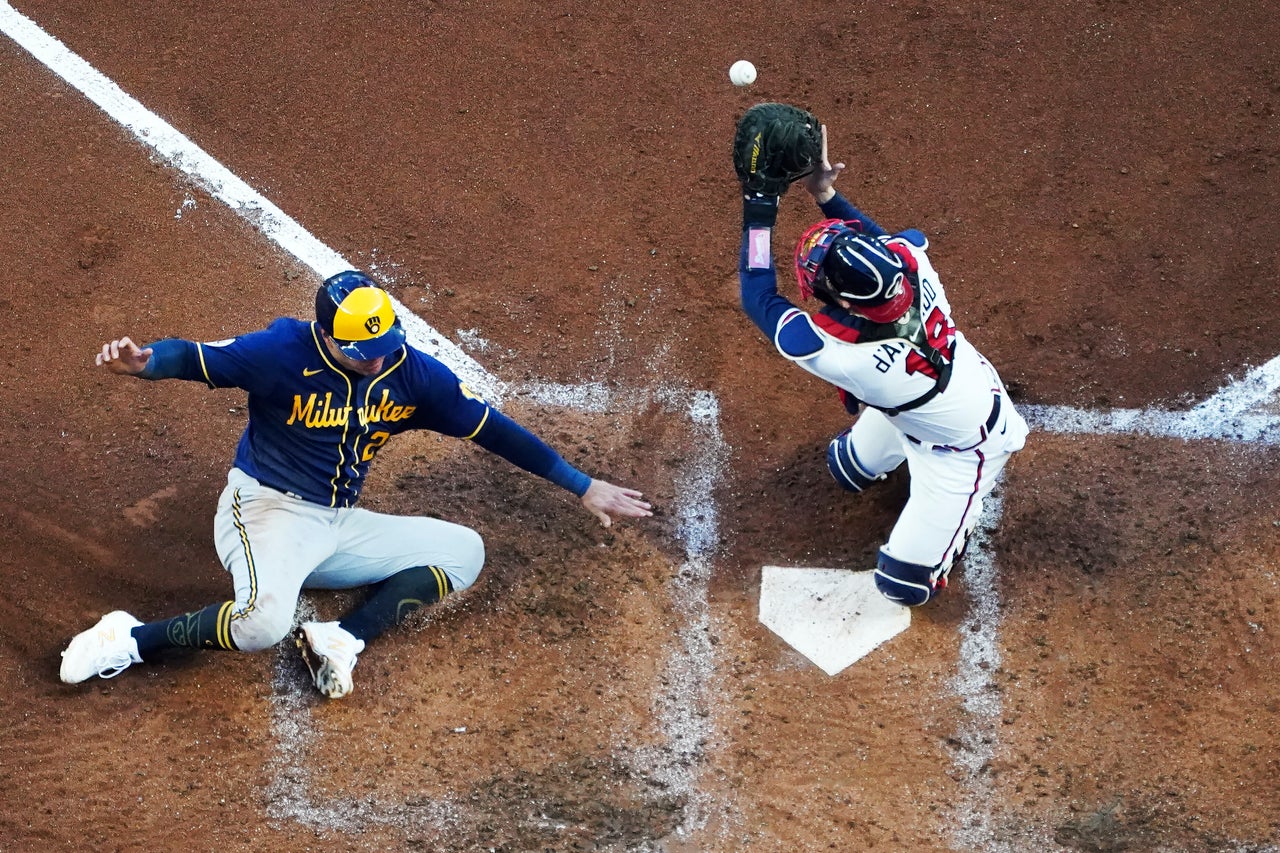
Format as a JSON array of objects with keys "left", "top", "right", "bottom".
[
  {"left": 794, "top": 220, "right": 914, "bottom": 323},
  {"left": 315, "top": 270, "right": 406, "bottom": 360}
]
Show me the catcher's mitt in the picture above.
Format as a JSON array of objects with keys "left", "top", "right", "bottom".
[{"left": 732, "top": 102, "right": 823, "bottom": 197}]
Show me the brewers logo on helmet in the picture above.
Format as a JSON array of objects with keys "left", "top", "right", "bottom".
[
  {"left": 315, "top": 270, "right": 406, "bottom": 360},
  {"left": 794, "top": 220, "right": 915, "bottom": 323}
]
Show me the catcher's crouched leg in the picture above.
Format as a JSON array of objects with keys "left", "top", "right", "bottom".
[
  {"left": 873, "top": 548, "right": 948, "bottom": 606},
  {"left": 827, "top": 429, "right": 887, "bottom": 493}
]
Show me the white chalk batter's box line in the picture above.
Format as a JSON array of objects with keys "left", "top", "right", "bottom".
[{"left": 6, "top": 4, "right": 1279, "bottom": 849}]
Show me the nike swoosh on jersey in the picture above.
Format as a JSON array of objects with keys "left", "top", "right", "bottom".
[{"left": 303, "top": 367, "right": 323, "bottom": 377}]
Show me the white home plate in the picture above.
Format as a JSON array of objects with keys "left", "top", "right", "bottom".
[{"left": 759, "top": 566, "right": 911, "bottom": 675}]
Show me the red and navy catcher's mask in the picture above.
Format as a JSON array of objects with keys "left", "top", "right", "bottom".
[{"left": 794, "top": 219, "right": 915, "bottom": 323}]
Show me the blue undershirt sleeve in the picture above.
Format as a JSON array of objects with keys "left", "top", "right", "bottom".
[
  {"left": 137, "top": 339, "right": 203, "bottom": 381},
  {"left": 738, "top": 228, "right": 798, "bottom": 338},
  {"left": 470, "top": 409, "right": 592, "bottom": 496}
]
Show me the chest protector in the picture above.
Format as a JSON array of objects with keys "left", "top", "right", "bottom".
[{"left": 818, "top": 271, "right": 954, "bottom": 416}]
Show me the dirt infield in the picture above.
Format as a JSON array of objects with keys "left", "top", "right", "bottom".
[{"left": 3, "top": 1, "right": 1279, "bottom": 851}]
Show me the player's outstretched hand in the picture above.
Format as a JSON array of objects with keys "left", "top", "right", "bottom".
[
  {"left": 800, "top": 126, "right": 845, "bottom": 203},
  {"left": 581, "top": 479, "right": 653, "bottom": 528},
  {"left": 96, "top": 337, "right": 152, "bottom": 375}
]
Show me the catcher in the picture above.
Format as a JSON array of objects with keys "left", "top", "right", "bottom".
[{"left": 731, "top": 103, "right": 1029, "bottom": 605}]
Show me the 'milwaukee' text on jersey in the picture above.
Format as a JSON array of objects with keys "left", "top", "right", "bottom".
[{"left": 287, "top": 388, "right": 417, "bottom": 429}]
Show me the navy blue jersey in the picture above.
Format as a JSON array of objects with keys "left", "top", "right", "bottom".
[{"left": 141, "top": 318, "right": 588, "bottom": 506}]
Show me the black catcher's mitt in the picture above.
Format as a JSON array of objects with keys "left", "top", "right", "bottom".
[{"left": 732, "top": 102, "right": 823, "bottom": 197}]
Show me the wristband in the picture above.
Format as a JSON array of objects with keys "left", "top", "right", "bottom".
[{"left": 742, "top": 193, "right": 780, "bottom": 229}]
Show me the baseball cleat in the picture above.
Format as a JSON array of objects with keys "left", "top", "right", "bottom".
[
  {"left": 294, "top": 621, "right": 365, "bottom": 699},
  {"left": 60, "top": 610, "right": 144, "bottom": 684}
]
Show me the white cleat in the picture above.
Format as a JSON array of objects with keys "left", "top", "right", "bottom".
[
  {"left": 60, "top": 611, "right": 144, "bottom": 684},
  {"left": 295, "top": 621, "right": 365, "bottom": 699}
]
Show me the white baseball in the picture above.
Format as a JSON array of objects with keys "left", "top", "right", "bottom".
[{"left": 729, "top": 60, "right": 756, "bottom": 87}]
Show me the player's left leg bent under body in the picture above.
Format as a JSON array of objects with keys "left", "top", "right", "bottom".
[
  {"left": 303, "top": 505, "right": 485, "bottom": 640},
  {"left": 210, "top": 468, "right": 486, "bottom": 652},
  {"left": 291, "top": 505, "right": 484, "bottom": 699},
  {"left": 304, "top": 505, "right": 484, "bottom": 593}
]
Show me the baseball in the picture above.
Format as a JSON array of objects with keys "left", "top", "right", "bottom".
[{"left": 729, "top": 60, "right": 756, "bottom": 87}]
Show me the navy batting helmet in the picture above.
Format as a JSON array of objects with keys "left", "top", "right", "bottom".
[
  {"left": 794, "top": 220, "right": 914, "bottom": 323},
  {"left": 315, "top": 270, "right": 406, "bottom": 360}
]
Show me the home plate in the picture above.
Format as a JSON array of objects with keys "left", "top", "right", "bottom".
[{"left": 758, "top": 566, "right": 911, "bottom": 675}]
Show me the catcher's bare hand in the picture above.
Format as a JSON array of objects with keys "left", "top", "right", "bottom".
[
  {"left": 581, "top": 479, "right": 653, "bottom": 528},
  {"left": 96, "top": 337, "right": 152, "bottom": 375},
  {"left": 801, "top": 126, "right": 846, "bottom": 203}
]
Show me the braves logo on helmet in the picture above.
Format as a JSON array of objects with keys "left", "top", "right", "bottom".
[{"left": 794, "top": 220, "right": 915, "bottom": 323}]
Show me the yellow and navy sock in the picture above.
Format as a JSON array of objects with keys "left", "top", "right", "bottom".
[
  {"left": 340, "top": 565, "right": 453, "bottom": 642},
  {"left": 132, "top": 602, "right": 239, "bottom": 656}
]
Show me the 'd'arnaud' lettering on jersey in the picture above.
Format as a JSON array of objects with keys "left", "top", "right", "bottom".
[{"left": 288, "top": 389, "right": 418, "bottom": 429}]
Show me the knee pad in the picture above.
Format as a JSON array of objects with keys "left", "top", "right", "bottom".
[
  {"left": 874, "top": 549, "right": 947, "bottom": 607},
  {"left": 827, "top": 429, "right": 885, "bottom": 493}
]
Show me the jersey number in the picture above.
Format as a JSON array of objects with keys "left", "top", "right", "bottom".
[
  {"left": 361, "top": 431, "right": 391, "bottom": 462},
  {"left": 904, "top": 306, "right": 956, "bottom": 379}
]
